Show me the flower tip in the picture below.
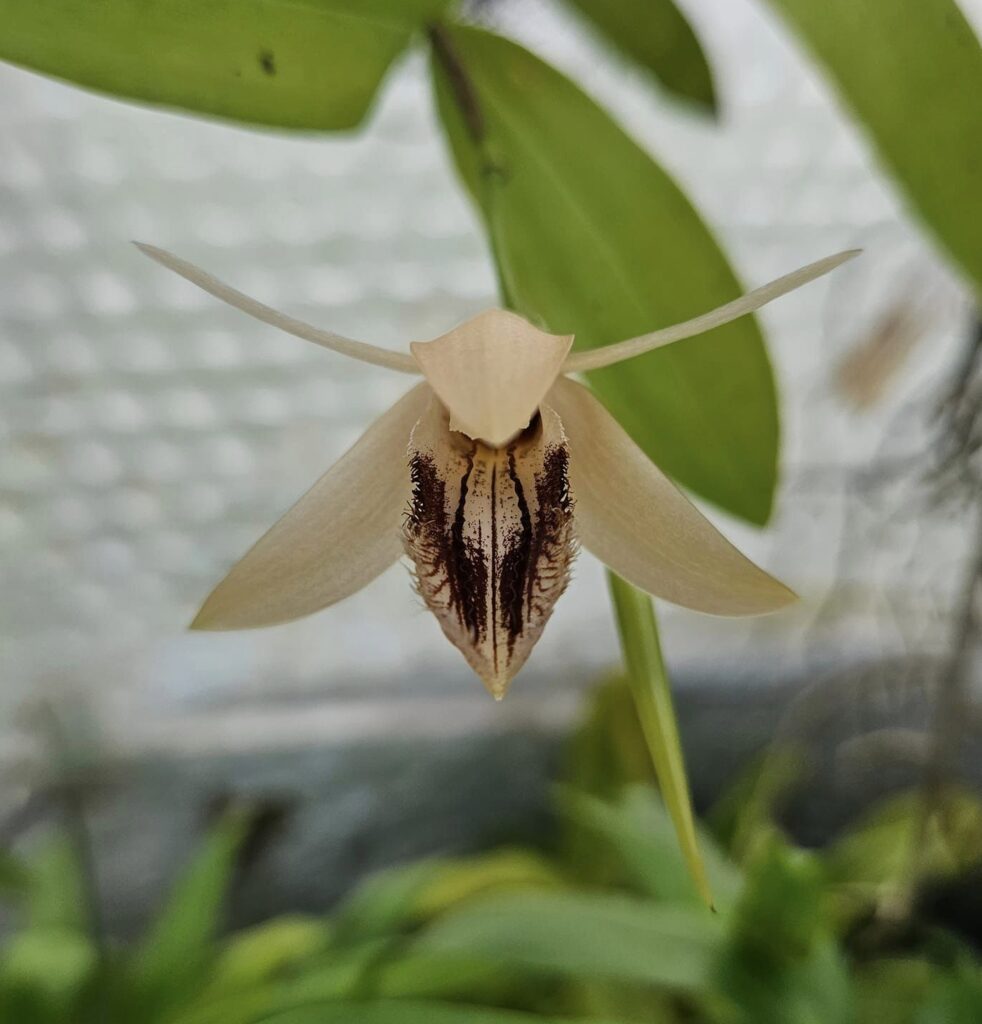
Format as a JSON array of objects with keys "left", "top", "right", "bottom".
[
  {"left": 188, "top": 608, "right": 213, "bottom": 631},
  {"left": 769, "top": 581, "right": 799, "bottom": 612},
  {"left": 481, "top": 673, "right": 512, "bottom": 702},
  {"left": 188, "top": 599, "right": 227, "bottom": 631}
]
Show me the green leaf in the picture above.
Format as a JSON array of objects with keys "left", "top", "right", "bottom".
[
  {"left": 708, "top": 747, "right": 801, "bottom": 866},
  {"left": 562, "top": 0, "right": 717, "bottom": 113},
  {"left": 558, "top": 785, "right": 742, "bottom": 908},
  {"left": 205, "top": 916, "right": 330, "bottom": 996},
  {"left": 764, "top": 0, "right": 982, "bottom": 297},
  {"left": 0, "top": 929, "right": 97, "bottom": 1023},
  {"left": 132, "top": 811, "right": 251, "bottom": 1017},
  {"left": 824, "top": 787, "right": 982, "bottom": 926},
  {"left": 916, "top": 970, "right": 982, "bottom": 1024},
  {"left": 563, "top": 674, "right": 655, "bottom": 803},
  {"left": 855, "top": 959, "right": 936, "bottom": 1024},
  {"left": 0, "top": 0, "right": 449, "bottom": 132},
  {"left": 607, "top": 575, "right": 712, "bottom": 907},
  {"left": 411, "top": 848, "right": 566, "bottom": 919},
  {"left": 729, "top": 842, "right": 826, "bottom": 966},
  {"left": 370, "top": 951, "right": 513, "bottom": 1003},
  {"left": 431, "top": 23, "right": 778, "bottom": 524},
  {"left": 0, "top": 851, "right": 31, "bottom": 897},
  {"left": 717, "top": 938, "right": 855, "bottom": 1024},
  {"left": 417, "top": 890, "right": 722, "bottom": 991},
  {"left": 719, "top": 842, "right": 853, "bottom": 1024},
  {"left": 25, "top": 841, "right": 88, "bottom": 934},
  {"left": 256, "top": 1002, "right": 632, "bottom": 1024},
  {"left": 332, "top": 860, "right": 447, "bottom": 942}
]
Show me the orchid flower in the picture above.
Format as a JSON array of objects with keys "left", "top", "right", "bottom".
[{"left": 138, "top": 244, "right": 856, "bottom": 698}]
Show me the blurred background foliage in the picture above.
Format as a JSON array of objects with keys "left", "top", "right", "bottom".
[
  {"left": 4, "top": 679, "right": 982, "bottom": 1023},
  {"left": 1, "top": 0, "right": 981, "bottom": 1020}
]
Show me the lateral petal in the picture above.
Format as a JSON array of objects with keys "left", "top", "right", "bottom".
[
  {"left": 192, "top": 382, "right": 430, "bottom": 629},
  {"left": 410, "top": 309, "right": 573, "bottom": 447},
  {"left": 549, "top": 377, "right": 795, "bottom": 615},
  {"left": 404, "top": 397, "right": 575, "bottom": 698}
]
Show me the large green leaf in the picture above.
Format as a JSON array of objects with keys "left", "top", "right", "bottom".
[
  {"left": 417, "top": 890, "right": 721, "bottom": 991},
  {"left": 0, "top": 0, "right": 448, "bottom": 131},
  {"left": 431, "top": 24, "right": 778, "bottom": 524},
  {"left": 562, "top": 0, "right": 717, "bottom": 113},
  {"left": 764, "top": 0, "right": 982, "bottom": 297}
]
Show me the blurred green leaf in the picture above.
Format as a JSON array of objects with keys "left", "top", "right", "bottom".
[
  {"left": 132, "top": 811, "right": 251, "bottom": 1017},
  {"left": 332, "top": 861, "right": 447, "bottom": 942},
  {"left": 855, "top": 959, "right": 936, "bottom": 1024},
  {"left": 169, "top": 943, "right": 392, "bottom": 1024},
  {"left": 562, "top": 0, "right": 717, "bottom": 113},
  {"left": 205, "top": 916, "right": 329, "bottom": 996},
  {"left": 708, "top": 747, "right": 801, "bottom": 866},
  {"left": 417, "top": 890, "right": 722, "bottom": 991},
  {"left": 0, "top": 928, "right": 97, "bottom": 1023},
  {"left": 0, "top": 0, "right": 449, "bottom": 131},
  {"left": 730, "top": 841, "right": 826, "bottom": 965},
  {"left": 26, "top": 840, "right": 88, "bottom": 934},
  {"left": 717, "top": 938, "right": 854, "bottom": 1024},
  {"left": 371, "top": 951, "right": 515, "bottom": 1002},
  {"left": 607, "top": 575, "right": 711, "bottom": 906},
  {"left": 431, "top": 23, "right": 779, "bottom": 524},
  {"left": 564, "top": 674, "right": 654, "bottom": 803},
  {"left": 916, "top": 969, "right": 982, "bottom": 1024},
  {"left": 719, "top": 842, "right": 853, "bottom": 1023},
  {"left": 411, "top": 849, "right": 566, "bottom": 919},
  {"left": 764, "top": 0, "right": 982, "bottom": 296},
  {"left": 825, "top": 788, "right": 982, "bottom": 925},
  {"left": 258, "top": 1002, "right": 632, "bottom": 1024},
  {"left": 558, "top": 785, "right": 742, "bottom": 908},
  {"left": 0, "top": 851, "right": 30, "bottom": 896},
  {"left": 334, "top": 849, "right": 565, "bottom": 945},
  {"left": 177, "top": 954, "right": 602, "bottom": 1024}
]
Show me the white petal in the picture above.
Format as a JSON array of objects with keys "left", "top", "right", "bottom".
[
  {"left": 410, "top": 309, "right": 573, "bottom": 447},
  {"left": 135, "top": 243, "right": 419, "bottom": 374},
  {"left": 404, "top": 397, "right": 575, "bottom": 698},
  {"left": 563, "top": 250, "right": 860, "bottom": 373},
  {"left": 548, "top": 377, "right": 795, "bottom": 615},
  {"left": 192, "top": 383, "right": 430, "bottom": 629}
]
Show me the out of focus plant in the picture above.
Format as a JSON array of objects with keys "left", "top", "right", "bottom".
[
  {"left": 3, "top": 677, "right": 982, "bottom": 1024},
  {"left": 1, "top": 0, "right": 979, "bottom": 905}
]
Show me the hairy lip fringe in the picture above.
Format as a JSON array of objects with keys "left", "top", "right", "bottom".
[{"left": 137, "top": 243, "right": 858, "bottom": 697}]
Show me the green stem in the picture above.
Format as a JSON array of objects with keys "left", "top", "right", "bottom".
[{"left": 607, "top": 573, "right": 713, "bottom": 909}]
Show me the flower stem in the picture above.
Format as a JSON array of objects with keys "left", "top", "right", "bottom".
[{"left": 607, "top": 572, "right": 713, "bottom": 909}]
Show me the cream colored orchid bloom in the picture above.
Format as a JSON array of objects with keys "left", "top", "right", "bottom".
[{"left": 137, "top": 243, "right": 857, "bottom": 698}]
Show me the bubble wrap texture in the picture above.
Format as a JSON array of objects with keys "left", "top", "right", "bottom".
[{"left": 1, "top": 0, "right": 979, "bottom": 751}]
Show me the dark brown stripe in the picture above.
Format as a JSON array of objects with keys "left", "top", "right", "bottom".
[{"left": 498, "top": 447, "right": 534, "bottom": 655}]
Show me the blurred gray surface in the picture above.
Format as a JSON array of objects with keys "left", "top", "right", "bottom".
[
  {"left": 1, "top": 0, "right": 980, "bottom": 760},
  {"left": 3, "top": 654, "right": 973, "bottom": 939}
]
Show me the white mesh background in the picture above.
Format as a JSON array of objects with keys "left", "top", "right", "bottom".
[{"left": 1, "top": 0, "right": 979, "bottom": 754}]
